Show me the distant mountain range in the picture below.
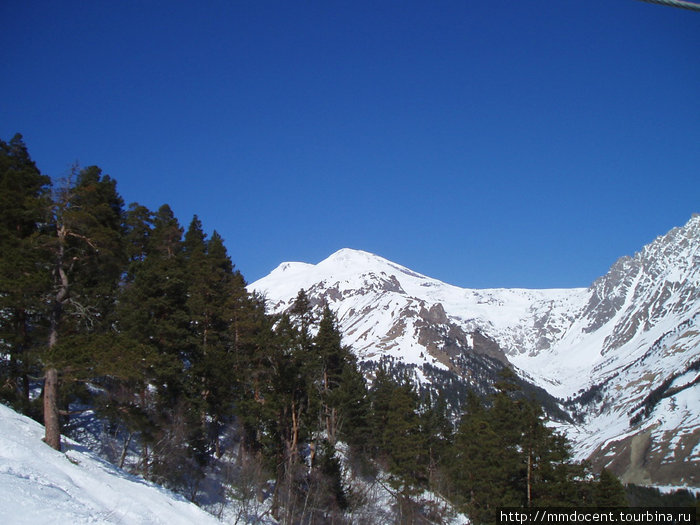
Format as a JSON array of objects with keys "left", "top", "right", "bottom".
[{"left": 249, "top": 214, "right": 700, "bottom": 489}]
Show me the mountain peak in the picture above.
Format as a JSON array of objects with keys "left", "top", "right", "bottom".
[
  {"left": 327, "top": 247, "right": 375, "bottom": 259},
  {"left": 319, "top": 248, "right": 433, "bottom": 283},
  {"left": 322, "top": 248, "right": 382, "bottom": 265}
]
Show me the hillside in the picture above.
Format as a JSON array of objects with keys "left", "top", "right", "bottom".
[{"left": 0, "top": 403, "right": 221, "bottom": 525}]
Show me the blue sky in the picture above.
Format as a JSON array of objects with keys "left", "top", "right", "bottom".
[{"left": 2, "top": 1, "right": 699, "bottom": 289}]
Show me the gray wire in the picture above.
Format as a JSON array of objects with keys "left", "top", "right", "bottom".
[{"left": 635, "top": 0, "right": 700, "bottom": 11}]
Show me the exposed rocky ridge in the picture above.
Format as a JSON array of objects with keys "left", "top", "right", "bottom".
[
  {"left": 250, "top": 215, "right": 700, "bottom": 488},
  {"left": 582, "top": 217, "right": 700, "bottom": 352},
  {"left": 514, "top": 216, "right": 700, "bottom": 487}
]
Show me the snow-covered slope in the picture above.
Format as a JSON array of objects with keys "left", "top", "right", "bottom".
[
  {"left": 253, "top": 247, "right": 587, "bottom": 373},
  {"left": 512, "top": 215, "right": 700, "bottom": 394},
  {"left": 516, "top": 215, "right": 700, "bottom": 487},
  {"left": 249, "top": 215, "right": 700, "bottom": 488},
  {"left": 0, "top": 403, "right": 220, "bottom": 525}
]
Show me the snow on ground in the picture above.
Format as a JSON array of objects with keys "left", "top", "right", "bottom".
[{"left": 0, "top": 403, "right": 221, "bottom": 525}]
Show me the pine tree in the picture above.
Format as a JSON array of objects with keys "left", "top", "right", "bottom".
[
  {"left": 450, "top": 370, "right": 596, "bottom": 523},
  {"left": 420, "top": 392, "right": 453, "bottom": 491},
  {"left": 333, "top": 350, "right": 371, "bottom": 450},
  {"left": 290, "top": 289, "right": 314, "bottom": 351},
  {"left": 115, "top": 204, "right": 193, "bottom": 479},
  {"left": 120, "top": 204, "right": 189, "bottom": 369},
  {"left": 117, "top": 204, "right": 187, "bottom": 365},
  {"left": 267, "top": 311, "right": 313, "bottom": 521},
  {"left": 184, "top": 219, "right": 242, "bottom": 458},
  {"left": 314, "top": 305, "right": 346, "bottom": 445},
  {"left": 312, "top": 439, "right": 349, "bottom": 514},
  {"left": 488, "top": 370, "right": 529, "bottom": 508},
  {"left": 42, "top": 166, "right": 127, "bottom": 450},
  {"left": 593, "top": 468, "right": 628, "bottom": 507},
  {"left": 450, "top": 391, "right": 513, "bottom": 523},
  {"left": 368, "top": 368, "right": 429, "bottom": 496},
  {"left": 0, "top": 134, "right": 51, "bottom": 410},
  {"left": 233, "top": 294, "right": 279, "bottom": 462},
  {"left": 384, "top": 373, "right": 428, "bottom": 494},
  {"left": 368, "top": 364, "right": 396, "bottom": 454},
  {"left": 123, "top": 203, "right": 154, "bottom": 268}
]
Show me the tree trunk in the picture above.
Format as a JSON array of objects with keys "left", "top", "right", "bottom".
[
  {"left": 44, "top": 224, "right": 68, "bottom": 449},
  {"left": 43, "top": 367, "right": 61, "bottom": 450},
  {"left": 140, "top": 443, "right": 150, "bottom": 476},
  {"left": 18, "top": 309, "right": 30, "bottom": 403},
  {"left": 290, "top": 400, "right": 299, "bottom": 464},
  {"left": 526, "top": 446, "right": 533, "bottom": 507},
  {"left": 119, "top": 432, "right": 133, "bottom": 469},
  {"left": 10, "top": 308, "right": 31, "bottom": 404}
]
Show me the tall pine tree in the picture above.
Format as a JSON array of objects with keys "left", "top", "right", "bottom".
[
  {"left": 0, "top": 134, "right": 51, "bottom": 410},
  {"left": 42, "top": 166, "right": 127, "bottom": 450},
  {"left": 115, "top": 204, "right": 194, "bottom": 483}
]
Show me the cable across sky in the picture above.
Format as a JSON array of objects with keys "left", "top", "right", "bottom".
[{"left": 635, "top": 0, "right": 700, "bottom": 11}]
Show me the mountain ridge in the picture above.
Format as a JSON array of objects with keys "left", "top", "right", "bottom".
[{"left": 249, "top": 215, "right": 700, "bottom": 488}]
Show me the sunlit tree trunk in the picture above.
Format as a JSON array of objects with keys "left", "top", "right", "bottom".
[
  {"left": 44, "top": 224, "right": 69, "bottom": 451},
  {"left": 43, "top": 367, "right": 61, "bottom": 450}
]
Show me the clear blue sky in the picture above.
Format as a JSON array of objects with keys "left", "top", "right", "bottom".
[{"left": 2, "top": 1, "right": 699, "bottom": 289}]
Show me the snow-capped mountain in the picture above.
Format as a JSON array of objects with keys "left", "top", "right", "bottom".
[
  {"left": 250, "top": 214, "right": 700, "bottom": 489},
  {"left": 522, "top": 215, "right": 700, "bottom": 488}
]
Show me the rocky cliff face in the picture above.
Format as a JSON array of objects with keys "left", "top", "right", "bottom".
[
  {"left": 250, "top": 215, "right": 700, "bottom": 488},
  {"left": 532, "top": 215, "right": 700, "bottom": 487}
]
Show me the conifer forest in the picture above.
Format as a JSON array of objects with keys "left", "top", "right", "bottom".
[{"left": 3, "top": 133, "right": 675, "bottom": 524}]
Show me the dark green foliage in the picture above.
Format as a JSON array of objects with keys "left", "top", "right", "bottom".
[
  {"left": 0, "top": 134, "right": 51, "bottom": 238},
  {"left": 450, "top": 391, "right": 519, "bottom": 522},
  {"left": 448, "top": 369, "right": 600, "bottom": 524},
  {"left": 290, "top": 289, "right": 314, "bottom": 338},
  {"left": 420, "top": 393, "right": 453, "bottom": 491},
  {"left": 625, "top": 484, "right": 698, "bottom": 507},
  {"left": 314, "top": 305, "right": 369, "bottom": 447},
  {"left": 368, "top": 366, "right": 429, "bottom": 496},
  {"left": 230, "top": 294, "right": 373, "bottom": 522},
  {"left": 594, "top": 468, "right": 628, "bottom": 507},
  {"left": 334, "top": 353, "right": 371, "bottom": 449},
  {"left": 0, "top": 134, "right": 51, "bottom": 409},
  {"left": 114, "top": 207, "right": 205, "bottom": 486},
  {"left": 368, "top": 365, "right": 396, "bottom": 453},
  {"left": 41, "top": 164, "right": 129, "bottom": 449},
  {"left": 231, "top": 294, "right": 280, "bottom": 461},
  {"left": 314, "top": 439, "right": 349, "bottom": 512},
  {"left": 50, "top": 166, "right": 127, "bottom": 330},
  {"left": 123, "top": 202, "right": 154, "bottom": 269},
  {"left": 184, "top": 221, "right": 247, "bottom": 457},
  {"left": 382, "top": 374, "right": 428, "bottom": 494},
  {"left": 117, "top": 205, "right": 189, "bottom": 369}
]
